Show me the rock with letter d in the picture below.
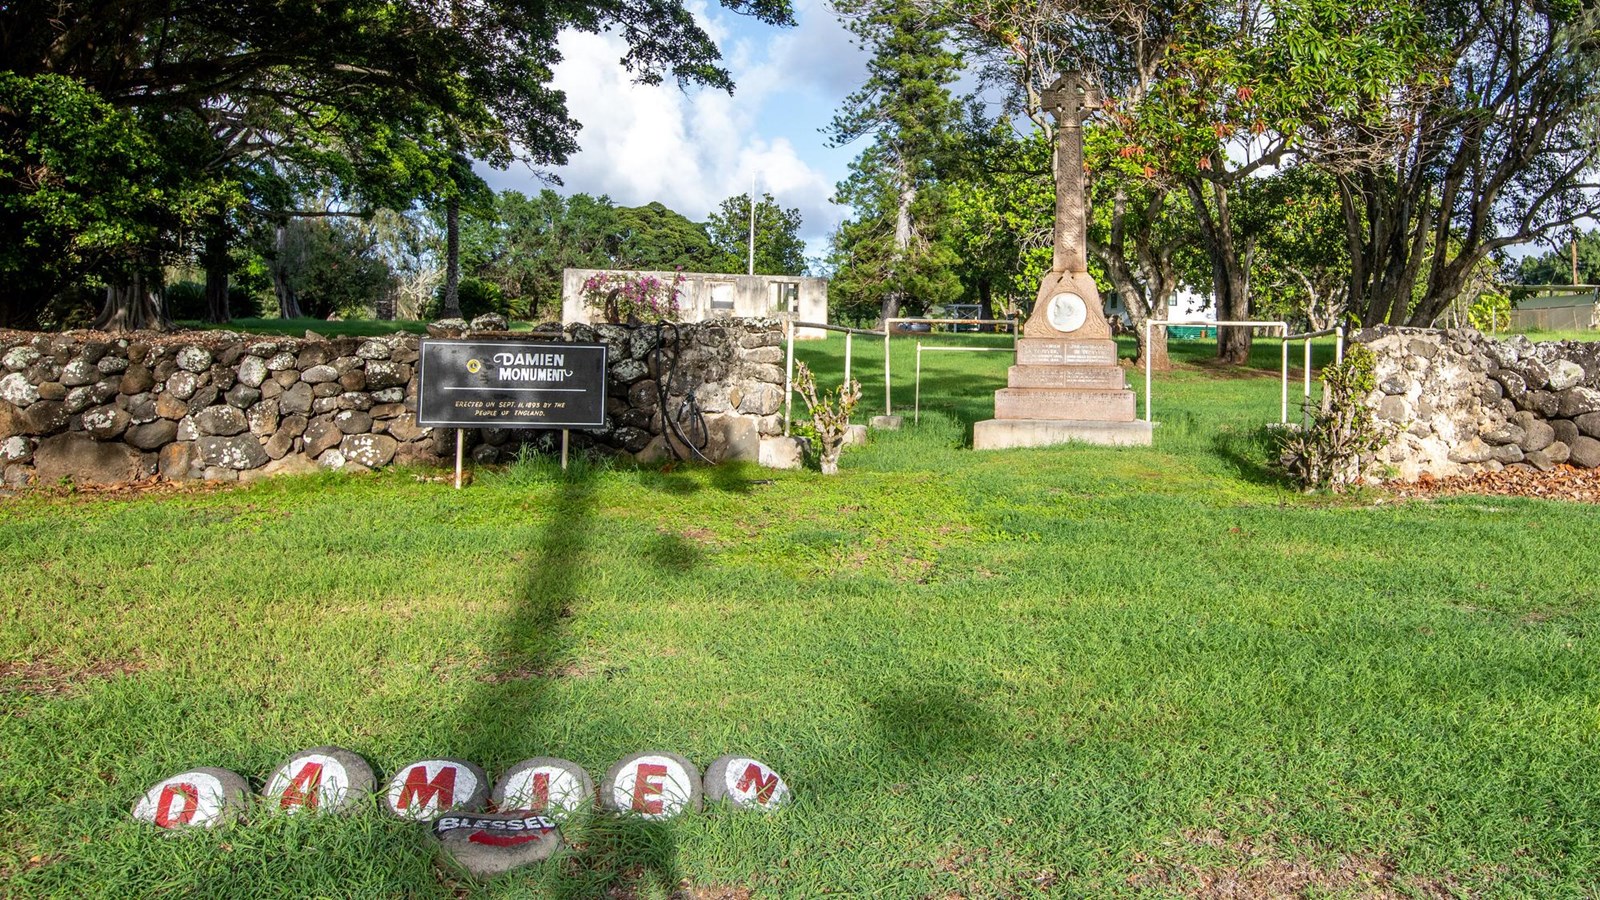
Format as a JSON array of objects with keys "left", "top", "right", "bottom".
[{"left": 131, "top": 768, "right": 250, "bottom": 829}]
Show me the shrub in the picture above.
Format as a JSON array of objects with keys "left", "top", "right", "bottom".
[
  {"left": 1275, "top": 343, "right": 1394, "bottom": 491},
  {"left": 794, "top": 361, "right": 861, "bottom": 476},
  {"left": 579, "top": 271, "right": 684, "bottom": 323}
]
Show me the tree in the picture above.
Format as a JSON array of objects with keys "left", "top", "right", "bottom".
[
  {"left": 944, "top": 0, "right": 1433, "bottom": 362},
  {"left": 705, "top": 192, "right": 808, "bottom": 275},
  {"left": 828, "top": 0, "right": 965, "bottom": 323},
  {"left": 938, "top": 117, "right": 1054, "bottom": 323},
  {"left": 2, "top": 0, "right": 796, "bottom": 331},
  {"left": 1339, "top": 0, "right": 1600, "bottom": 326},
  {"left": 612, "top": 203, "right": 720, "bottom": 271},
  {"left": 1514, "top": 230, "right": 1600, "bottom": 286}
]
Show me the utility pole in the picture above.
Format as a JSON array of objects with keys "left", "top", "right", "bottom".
[{"left": 747, "top": 175, "right": 757, "bottom": 276}]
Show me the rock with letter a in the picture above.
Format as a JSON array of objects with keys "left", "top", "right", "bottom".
[
  {"left": 262, "top": 746, "right": 375, "bottom": 815},
  {"left": 492, "top": 757, "right": 594, "bottom": 821},
  {"left": 383, "top": 758, "right": 488, "bottom": 821},
  {"left": 429, "top": 811, "right": 564, "bottom": 879},
  {"left": 702, "top": 755, "right": 790, "bottom": 810},
  {"left": 131, "top": 768, "right": 249, "bottom": 830},
  {"left": 600, "top": 752, "right": 702, "bottom": 820}
]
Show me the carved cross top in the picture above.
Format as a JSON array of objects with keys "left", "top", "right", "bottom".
[{"left": 1041, "top": 73, "right": 1103, "bottom": 129}]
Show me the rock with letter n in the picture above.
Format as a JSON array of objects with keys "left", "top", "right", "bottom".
[{"left": 703, "top": 755, "right": 790, "bottom": 810}]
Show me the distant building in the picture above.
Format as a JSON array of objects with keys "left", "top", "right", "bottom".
[
  {"left": 1509, "top": 290, "right": 1599, "bottom": 331},
  {"left": 561, "top": 269, "right": 829, "bottom": 339}
]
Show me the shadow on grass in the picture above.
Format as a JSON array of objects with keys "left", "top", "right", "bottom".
[
  {"left": 1210, "top": 425, "right": 1290, "bottom": 489},
  {"left": 451, "top": 464, "right": 683, "bottom": 896},
  {"left": 866, "top": 684, "right": 998, "bottom": 767}
]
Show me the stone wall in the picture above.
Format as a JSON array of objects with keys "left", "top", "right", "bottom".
[
  {"left": 0, "top": 319, "right": 792, "bottom": 488},
  {"left": 1360, "top": 326, "right": 1600, "bottom": 480}
]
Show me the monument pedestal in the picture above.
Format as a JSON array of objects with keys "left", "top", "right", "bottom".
[
  {"left": 972, "top": 72, "right": 1152, "bottom": 450},
  {"left": 974, "top": 327, "right": 1151, "bottom": 449}
]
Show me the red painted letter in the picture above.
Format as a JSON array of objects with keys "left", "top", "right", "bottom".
[
  {"left": 631, "top": 763, "right": 668, "bottom": 814},
  {"left": 397, "top": 765, "right": 458, "bottom": 812},
  {"left": 279, "top": 762, "right": 324, "bottom": 810},
  {"left": 527, "top": 771, "right": 550, "bottom": 813},
  {"left": 154, "top": 783, "right": 199, "bottom": 828},
  {"left": 735, "top": 763, "right": 779, "bottom": 804}
]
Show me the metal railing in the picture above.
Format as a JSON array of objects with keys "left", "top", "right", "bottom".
[
  {"left": 1143, "top": 320, "right": 1346, "bottom": 425},
  {"left": 882, "top": 317, "right": 1018, "bottom": 416},
  {"left": 913, "top": 343, "right": 1012, "bottom": 424},
  {"left": 783, "top": 320, "right": 884, "bottom": 435}
]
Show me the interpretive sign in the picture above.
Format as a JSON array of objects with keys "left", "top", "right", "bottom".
[{"left": 417, "top": 339, "right": 607, "bottom": 429}]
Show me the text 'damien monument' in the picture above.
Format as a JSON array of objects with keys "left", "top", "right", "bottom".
[{"left": 974, "top": 72, "right": 1153, "bottom": 449}]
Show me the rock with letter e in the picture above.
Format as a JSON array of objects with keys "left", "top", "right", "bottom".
[{"left": 600, "top": 752, "right": 702, "bottom": 820}]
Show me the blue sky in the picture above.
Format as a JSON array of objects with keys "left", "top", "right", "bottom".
[{"left": 477, "top": 0, "right": 870, "bottom": 267}]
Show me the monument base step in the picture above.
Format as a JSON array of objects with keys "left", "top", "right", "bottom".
[
  {"left": 973, "top": 418, "right": 1154, "bottom": 450},
  {"left": 1007, "top": 364, "right": 1126, "bottom": 390},
  {"left": 1015, "top": 338, "right": 1118, "bottom": 366},
  {"left": 993, "top": 388, "right": 1136, "bottom": 421}
]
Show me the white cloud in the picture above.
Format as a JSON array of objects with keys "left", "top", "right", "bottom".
[{"left": 479, "top": 0, "right": 864, "bottom": 263}]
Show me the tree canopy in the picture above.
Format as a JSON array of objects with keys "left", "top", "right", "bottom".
[{"left": 0, "top": 0, "right": 795, "bottom": 329}]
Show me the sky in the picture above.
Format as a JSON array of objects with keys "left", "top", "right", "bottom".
[{"left": 476, "top": 0, "right": 870, "bottom": 268}]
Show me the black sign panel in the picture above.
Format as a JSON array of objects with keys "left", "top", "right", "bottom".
[{"left": 417, "top": 339, "right": 608, "bottom": 428}]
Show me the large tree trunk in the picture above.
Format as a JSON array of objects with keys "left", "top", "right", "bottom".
[
  {"left": 1188, "top": 179, "right": 1252, "bottom": 365},
  {"left": 884, "top": 166, "right": 915, "bottom": 323},
  {"left": 94, "top": 271, "right": 169, "bottom": 333},
  {"left": 271, "top": 223, "right": 304, "bottom": 319},
  {"left": 442, "top": 195, "right": 461, "bottom": 319},
  {"left": 1094, "top": 188, "right": 1175, "bottom": 372},
  {"left": 202, "top": 216, "right": 231, "bottom": 324}
]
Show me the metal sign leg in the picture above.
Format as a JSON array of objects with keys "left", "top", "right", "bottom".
[
  {"left": 561, "top": 429, "right": 569, "bottom": 471},
  {"left": 454, "top": 428, "right": 464, "bottom": 490}
]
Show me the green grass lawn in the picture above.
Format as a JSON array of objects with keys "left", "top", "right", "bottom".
[{"left": 3, "top": 334, "right": 1598, "bottom": 897}]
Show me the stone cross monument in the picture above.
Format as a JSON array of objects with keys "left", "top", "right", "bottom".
[{"left": 973, "top": 72, "right": 1153, "bottom": 448}]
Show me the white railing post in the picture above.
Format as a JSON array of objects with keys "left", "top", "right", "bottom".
[
  {"left": 784, "top": 318, "right": 794, "bottom": 436},
  {"left": 914, "top": 342, "right": 923, "bottom": 424}
]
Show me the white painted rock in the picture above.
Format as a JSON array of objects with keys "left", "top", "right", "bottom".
[
  {"left": 383, "top": 758, "right": 488, "bottom": 820},
  {"left": 429, "top": 811, "right": 563, "bottom": 879},
  {"left": 600, "top": 752, "right": 701, "bottom": 820},
  {"left": 131, "top": 768, "right": 249, "bottom": 829},
  {"left": 702, "top": 755, "right": 790, "bottom": 811},
  {"left": 492, "top": 757, "right": 594, "bottom": 820},
  {"left": 262, "top": 746, "right": 375, "bottom": 814}
]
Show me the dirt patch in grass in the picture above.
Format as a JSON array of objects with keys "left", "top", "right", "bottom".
[
  {"left": 1387, "top": 465, "right": 1600, "bottom": 504},
  {"left": 477, "top": 662, "right": 590, "bottom": 683},
  {"left": 1132, "top": 829, "right": 1459, "bottom": 899},
  {"left": 0, "top": 657, "right": 144, "bottom": 698},
  {"left": 671, "top": 883, "right": 753, "bottom": 900}
]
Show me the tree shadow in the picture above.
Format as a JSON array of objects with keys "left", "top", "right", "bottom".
[
  {"left": 865, "top": 683, "right": 998, "bottom": 769},
  {"left": 1210, "top": 426, "right": 1291, "bottom": 488},
  {"left": 448, "top": 467, "right": 685, "bottom": 895}
]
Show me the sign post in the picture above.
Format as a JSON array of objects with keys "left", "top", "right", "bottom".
[{"left": 418, "top": 339, "right": 608, "bottom": 487}]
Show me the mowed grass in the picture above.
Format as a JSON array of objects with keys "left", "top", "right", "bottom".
[{"left": 2, "top": 333, "right": 1598, "bottom": 898}]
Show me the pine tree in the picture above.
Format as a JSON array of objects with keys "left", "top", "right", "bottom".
[{"left": 826, "top": 0, "right": 965, "bottom": 323}]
